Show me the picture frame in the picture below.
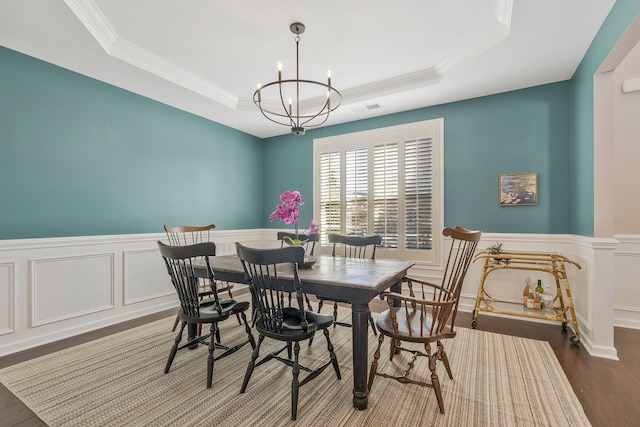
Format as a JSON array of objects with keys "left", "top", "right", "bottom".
[{"left": 499, "top": 172, "right": 538, "bottom": 206}]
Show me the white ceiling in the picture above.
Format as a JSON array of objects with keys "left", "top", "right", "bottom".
[{"left": 0, "top": 0, "right": 616, "bottom": 138}]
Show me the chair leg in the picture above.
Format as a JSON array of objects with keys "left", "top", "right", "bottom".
[
  {"left": 165, "top": 321, "right": 186, "bottom": 373},
  {"left": 323, "top": 328, "right": 341, "bottom": 379},
  {"left": 437, "top": 340, "right": 453, "bottom": 379},
  {"left": 304, "top": 294, "right": 314, "bottom": 312},
  {"left": 207, "top": 323, "right": 218, "bottom": 388},
  {"left": 308, "top": 300, "right": 326, "bottom": 346},
  {"left": 172, "top": 314, "right": 180, "bottom": 332},
  {"left": 291, "top": 341, "right": 301, "bottom": 420},
  {"left": 251, "top": 307, "right": 258, "bottom": 328},
  {"left": 368, "top": 312, "right": 377, "bottom": 335},
  {"left": 389, "top": 336, "right": 397, "bottom": 361},
  {"left": 368, "top": 333, "right": 384, "bottom": 390},
  {"left": 425, "top": 342, "right": 445, "bottom": 414},
  {"left": 241, "top": 335, "right": 264, "bottom": 393},
  {"left": 240, "top": 311, "right": 256, "bottom": 349}
]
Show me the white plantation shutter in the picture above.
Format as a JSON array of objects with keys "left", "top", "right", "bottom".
[
  {"left": 345, "top": 147, "right": 368, "bottom": 235},
  {"left": 314, "top": 119, "right": 442, "bottom": 263},
  {"left": 319, "top": 151, "right": 341, "bottom": 245},
  {"left": 404, "top": 138, "right": 433, "bottom": 250},
  {"left": 374, "top": 143, "right": 399, "bottom": 249}
]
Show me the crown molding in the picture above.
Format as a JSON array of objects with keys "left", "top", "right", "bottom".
[
  {"left": 65, "top": 0, "right": 512, "bottom": 112},
  {"left": 64, "top": 0, "right": 237, "bottom": 109},
  {"left": 64, "top": 0, "right": 117, "bottom": 51},
  {"left": 437, "top": 0, "right": 512, "bottom": 73}
]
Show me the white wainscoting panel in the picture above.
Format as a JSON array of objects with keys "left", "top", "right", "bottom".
[
  {"left": 123, "top": 249, "right": 174, "bottom": 305},
  {"left": 0, "top": 230, "right": 632, "bottom": 360},
  {"left": 0, "top": 230, "right": 264, "bottom": 357},
  {"left": 614, "top": 234, "right": 640, "bottom": 329},
  {"left": 573, "top": 236, "right": 618, "bottom": 360},
  {"left": 572, "top": 254, "right": 591, "bottom": 333},
  {"left": 0, "top": 261, "right": 16, "bottom": 336},
  {"left": 31, "top": 253, "right": 115, "bottom": 326}
]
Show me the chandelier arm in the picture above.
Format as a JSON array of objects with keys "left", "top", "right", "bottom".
[
  {"left": 254, "top": 92, "right": 294, "bottom": 126},
  {"left": 257, "top": 102, "right": 293, "bottom": 127},
  {"left": 276, "top": 81, "right": 297, "bottom": 128},
  {"left": 301, "top": 97, "right": 332, "bottom": 127},
  {"left": 253, "top": 79, "right": 342, "bottom": 119}
]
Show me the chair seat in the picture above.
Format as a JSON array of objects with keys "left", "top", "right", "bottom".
[
  {"left": 179, "top": 299, "right": 250, "bottom": 324},
  {"left": 204, "top": 298, "right": 250, "bottom": 314},
  {"left": 256, "top": 307, "right": 334, "bottom": 341},
  {"left": 376, "top": 308, "right": 456, "bottom": 343}
]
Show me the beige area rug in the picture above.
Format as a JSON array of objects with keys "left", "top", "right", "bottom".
[{"left": 0, "top": 295, "right": 590, "bottom": 426}]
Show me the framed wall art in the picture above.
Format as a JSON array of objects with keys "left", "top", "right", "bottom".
[{"left": 499, "top": 172, "right": 538, "bottom": 206}]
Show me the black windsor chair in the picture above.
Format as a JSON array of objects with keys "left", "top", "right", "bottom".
[
  {"left": 236, "top": 243, "right": 341, "bottom": 420},
  {"left": 158, "top": 241, "right": 255, "bottom": 388},
  {"left": 164, "top": 224, "right": 238, "bottom": 334}
]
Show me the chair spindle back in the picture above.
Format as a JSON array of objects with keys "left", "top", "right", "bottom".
[
  {"left": 164, "top": 224, "right": 216, "bottom": 247},
  {"left": 236, "top": 244, "right": 307, "bottom": 333},
  {"left": 401, "top": 226, "right": 481, "bottom": 337},
  {"left": 277, "top": 231, "right": 319, "bottom": 255},
  {"left": 158, "top": 241, "right": 221, "bottom": 318},
  {"left": 329, "top": 234, "right": 382, "bottom": 259}
]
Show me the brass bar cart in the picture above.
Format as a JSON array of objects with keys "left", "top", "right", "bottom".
[{"left": 471, "top": 250, "right": 582, "bottom": 344}]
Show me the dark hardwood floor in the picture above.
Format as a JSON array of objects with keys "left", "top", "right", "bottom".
[
  {"left": 454, "top": 312, "right": 640, "bottom": 427},
  {"left": 1, "top": 291, "right": 638, "bottom": 426}
]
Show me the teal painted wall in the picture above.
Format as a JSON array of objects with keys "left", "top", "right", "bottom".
[
  {"left": 570, "top": 0, "right": 640, "bottom": 236},
  {"left": 3, "top": 1, "right": 638, "bottom": 240},
  {"left": 0, "top": 47, "right": 263, "bottom": 239},
  {"left": 263, "top": 82, "right": 572, "bottom": 234}
]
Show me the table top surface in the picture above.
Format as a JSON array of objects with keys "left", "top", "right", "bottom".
[{"left": 208, "top": 254, "right": 414, "bottom": 291}]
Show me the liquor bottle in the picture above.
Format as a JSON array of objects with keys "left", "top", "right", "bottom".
[
  {"left": 523, "top": 277, "right": 531, "bottom": 306},
  {"left": 535, "top": 279, "right": 544, "bottom": 294},
  {"left": 542, "top": 284, "right": 553, "bottom": 310},
  {"left": 527, "top": 289, "right": 535, "bottom": 309}
]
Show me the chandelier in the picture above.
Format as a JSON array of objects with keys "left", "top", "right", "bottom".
[{"left": 254, "top": 22, "right": 342, "bottom": 135}]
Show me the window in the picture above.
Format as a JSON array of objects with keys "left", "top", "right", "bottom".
[{"left": 313, "top": 119, "right": 443, "bottom": 263}]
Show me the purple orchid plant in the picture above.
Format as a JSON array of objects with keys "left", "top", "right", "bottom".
[{"left": 269, "top": 190, "right": 319, "bottom": 246}]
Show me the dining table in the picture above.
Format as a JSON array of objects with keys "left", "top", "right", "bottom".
[{"left": 195, "top": 253, "right": 414, "bottom": 410}]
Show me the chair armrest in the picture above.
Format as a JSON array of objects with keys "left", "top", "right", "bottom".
[
  {"left": 403, "top": 276, "right": 447, "bottom": 293},
  {"left": 380, "top": 291, "right": 456, "bottom": 308},
  {"left": 377, "top": 291, "right": 458, "bottom": 337}
]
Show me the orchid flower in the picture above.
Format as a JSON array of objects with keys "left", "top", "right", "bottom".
[
  {"left": 269, "top": 191, "right": 319, "bottom": 245},
  {"left": 306, "top": 219, "right": 319, "bottom": 236}
]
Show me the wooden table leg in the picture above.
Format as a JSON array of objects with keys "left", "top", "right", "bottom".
[{"left": 351, "top": 302, "right": 369, "bottom": 410}]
